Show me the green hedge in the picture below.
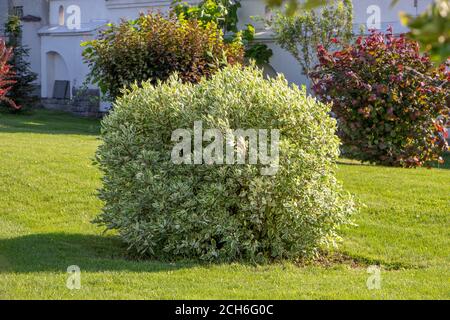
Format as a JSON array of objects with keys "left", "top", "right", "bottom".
[
  {"left": 82, "top": 12, "right": 243, "bottom": 100},
  {"left": 95, "top": 66, "right": 355, "bottom": 262}
]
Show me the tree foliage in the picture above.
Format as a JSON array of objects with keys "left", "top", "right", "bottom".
[
  {"left": 4, "top": 15, "right": 38, "bottom": 110},
  {"left": 400, "top": 0, "right": 449, "bottom": 63},
  {"left": 267, "top": 0, "right": 450, "bottom": 64},
  {"left": 172, "top": 0, "right": 273, "bottom": 65},
  {"left": 269, "top": 0, "right": 353, "bottom": 78},
  {"left": 172, "top": 0, "right": 241, "bottom": 32}
]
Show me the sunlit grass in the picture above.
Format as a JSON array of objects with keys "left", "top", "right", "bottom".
[{"left": 0, "top": 110, "right": 448, "bottom": 299}]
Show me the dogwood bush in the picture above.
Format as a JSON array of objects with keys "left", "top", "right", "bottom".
[
  {"left": 95, "top": 65, "right": 355, "bottom": 262},
  {"left": 311, "top": 29, "right": 449, "bottom": 167}
]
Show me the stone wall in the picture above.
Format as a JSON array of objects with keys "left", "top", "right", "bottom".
[{"left": 40, "top": 88, "right": 105, "bottom": 118}]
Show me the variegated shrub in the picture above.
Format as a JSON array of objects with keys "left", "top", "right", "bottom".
[{"left": 95, "top": 65, "right": 355, "bottom": 262}]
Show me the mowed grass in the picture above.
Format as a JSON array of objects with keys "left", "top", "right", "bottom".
[{"left": 0, "top": 109, "right": 449, "bottom": 300}]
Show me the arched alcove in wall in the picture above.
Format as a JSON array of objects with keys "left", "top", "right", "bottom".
[{"left": 46, "top": 51, "right": 70, "bottom": 99}]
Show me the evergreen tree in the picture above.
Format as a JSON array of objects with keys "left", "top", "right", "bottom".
[{"left": 4, "top": 15, "right": 38, "bottom": 110}]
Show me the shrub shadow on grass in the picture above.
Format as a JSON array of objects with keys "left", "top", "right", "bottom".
[
  {"left": 0, "top": 233, "right": 417, "bottom": 274},
  {"left": 0, "top": 110, "right": 101, "bottom": 136},
  {"left": 0, "top": 233, "right": 197, "bottom": 274},
  {"left": 336, "top": 160, "right": 372, "bottom": 167},
  {"left": 337, "top": 153, "right": 450, "bottom": 170}
]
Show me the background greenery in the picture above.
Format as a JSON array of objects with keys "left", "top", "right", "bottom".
[
  {"left": 270, "top": 0, "right": 353, "bottom": 78},
  {"left": 81, "top": 13, "right": 243, "bottom": 100},
  {"left": 267, "top": 0, "right": 449, "bottom": 64}
]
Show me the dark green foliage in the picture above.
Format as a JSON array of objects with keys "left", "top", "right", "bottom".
[
  {"left": 82, "top": 12, "right": 243, "bottom": 101},
  {"left": 3, "top": 16, "right": 38, "bottom": 111},
  {"left": 172, "top": 0, "right": 274, "bottom": 65}
]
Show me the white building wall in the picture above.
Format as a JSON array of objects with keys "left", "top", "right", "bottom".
[
  {"left": 40, "top": 33, "right": 92, "bottom": 97},
  {"left": 1, "top": 0, "right": 435, "bottom": 99},
  {"left": 40, "top": 0, "right": 181, "bottom": 97},
  {"left": 0, "top": 1, "right": 8, "bottom": 36},
  {"left": 48, "top": 0, "right": 176, "bottom": 25},
  {"left": 353, "top": 0, "right": 431, "bottom": 33},
  {"left": 2, "top": 0, "right": 48, "bottom": 85}
]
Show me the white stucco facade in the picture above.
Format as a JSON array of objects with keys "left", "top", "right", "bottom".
[
  {"left": 0, "top": 0, "right": 434, "bottom": 101},
  {"left": 0, "top": 0, "right": 49, "bottom": 85},
  {"left": 39, "top": 0, "right": 180, "bottom": 99}
]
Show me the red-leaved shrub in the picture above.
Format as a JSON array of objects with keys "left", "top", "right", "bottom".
[
  {"left": 0, "top": 38, "right": 19, "bottom": 110},
  {"left": 311, "top": 28, "right": 449, "bottom": 167}
]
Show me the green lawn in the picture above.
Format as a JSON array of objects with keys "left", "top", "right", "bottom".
[{"left": 0, "top": 110, "right": 449, "bottom": 300}]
